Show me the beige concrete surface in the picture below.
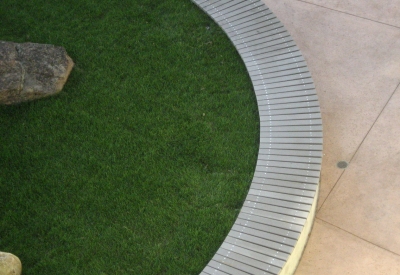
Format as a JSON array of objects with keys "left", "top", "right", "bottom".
[
  {"left": 262, "top": 0, "right": 400, "bottom": 210},
  {"left": 260, "top": 0, "right": 400, "bottom": 273},
  {"left": 301, "top": 0, "right": 400, "bottom": 28},
  {"left": 318, "top": 84, "right": 400, "bottom": 254},
  {"left": 296, "top": 219, "right": 400, "bottom": 275}
]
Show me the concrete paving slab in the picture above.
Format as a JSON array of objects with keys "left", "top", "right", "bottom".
[
  {"left": 318, "top": 84, "right": 400, "bottom": 254},
  {"left": 301, "top": 0, "right": 400, "bottom": 28},
  {"left": 262, "top": 0, "right": 400, "bottom": 209},
  {"left": 295, "top": 219, "right": 400, "bottom": 275}
]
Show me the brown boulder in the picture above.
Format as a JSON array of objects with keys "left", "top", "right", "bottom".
[
  {"left": 0, "top": 41, "right": 74, "bottom": 105},
  {"left": 0, "top": 252, "right": 22, "bottom": 275}
]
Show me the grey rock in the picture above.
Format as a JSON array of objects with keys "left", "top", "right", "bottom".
[
  {"left": 0, "top": 252, "right": 22, "bottom": 275},
  {"left": 0, "top": 41, "right": 74, "bottom": 105}
]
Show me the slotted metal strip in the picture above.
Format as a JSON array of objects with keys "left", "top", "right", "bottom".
[
  {"left": 252, "top": 177, "right": 315, "bottom": 191},
  {"left": 213, "top": 251, "right": 279, "bottom": 274},
  {"left": 234, "top": 220, "right": 299, "bottom": 244},
  {"left": 245, "top": 194, "right": 313, "bottom": 211},
  {"left": 208, "top": 259, "right": 251, "bottom": 275},
  {"left": 192, "top": 0, "right": 322, "bottom": 274},
  {"left": 217, "top": 247, "right": 282, "bottom": 274},
  {"left": 258, "top": 101, "right": 320, "bottom": 111},
  {"left": 230, "top": 19, "right": 281, "bottom": 40},
  {"left": 231, "top": 224, "right": 298, "bottom": 246},
  {"left": 223, "top": 16, "right": 283, "bottom": 34},
  {"left": 257, "top": 91, "right": 317, "bottom": 101}
]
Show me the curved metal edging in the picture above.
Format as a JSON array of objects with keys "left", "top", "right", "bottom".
[{"left": 191, "top": 1, "right": 323, "bottom": 274}]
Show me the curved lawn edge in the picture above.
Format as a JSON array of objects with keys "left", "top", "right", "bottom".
[{"left": 192, "top": 1, "right": 322, "bottom": 274}]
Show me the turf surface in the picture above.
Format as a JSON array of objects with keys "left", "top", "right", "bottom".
[{"left": 0, "top": 0, "right": 259, "bottom": 274}]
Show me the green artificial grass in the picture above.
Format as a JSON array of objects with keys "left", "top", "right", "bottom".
[{"left": 0, "top": 0, "right": 259, "bottom": 274}]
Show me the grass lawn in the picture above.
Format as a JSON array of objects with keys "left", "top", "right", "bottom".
[{"left": 0, "top": 0, "right": 259, "bottom": 274}]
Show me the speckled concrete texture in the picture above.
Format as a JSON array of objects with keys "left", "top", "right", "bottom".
[
  {"left": 296, "top": 219, "right": 400, "bottom": 275},
  {"left": 301, "top": 0, "right": 400, "bottom": 28},
  {"left": 261, "top": 0, "right": 400, "bottom": 273},
  {"left": 318, "top": 85, "right": 400, "bottom": 255}
]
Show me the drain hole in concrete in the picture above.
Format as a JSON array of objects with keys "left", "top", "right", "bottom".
[{"left": 337, "top": 161, "right": 348, "bottom": 169}]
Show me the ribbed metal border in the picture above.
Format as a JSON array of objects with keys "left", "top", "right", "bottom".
[{"left": 192, "top": 1, "right": 322, "bottom": 274}]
